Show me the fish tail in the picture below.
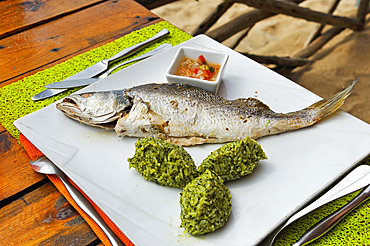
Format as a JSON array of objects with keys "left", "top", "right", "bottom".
[{"left": 308, "top": 78, "right": 358, "bottom": 118}]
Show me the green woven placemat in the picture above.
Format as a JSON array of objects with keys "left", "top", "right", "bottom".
[{"left": 1, "top": 20, "right": 370, "bottom": 246}]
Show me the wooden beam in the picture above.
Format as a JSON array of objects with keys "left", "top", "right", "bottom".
[
  {"left": 135, "top": 0, "right": 178, "bottom": 9},
  {"left": 206, "top": 9, "right": 275, "bottom": 42},
  {"left": 206, "top": 0, "right": 305, "bottom": 43},
  {"left": 229, "top": 27, "right": 253, "bottom": 49},
  {"left": 304, "top": 0, "right": 342, "bottom": 46},
  {"left": 274, "top": 4, "right": 370, "bottom": 74},
  {"left": 273, "top": 26, "right": 344, "bottom": 73},
  {"left": 232, "top": 0, "right": 363, "bottom": 31},
  {"left": 295, "top": 26, "right": 344, "bottom": 58},
  {"left": 304, "top": 0, "right": 340, "bottom": 47},
  {"left": 240, "top": 53, "right": 309, "bottom": 66},
  {"left": 357, "top": 0, "right": 370, "bottom": 27},
  {"left": 192, "top": 1, "right": 235, "bottom": 36}
]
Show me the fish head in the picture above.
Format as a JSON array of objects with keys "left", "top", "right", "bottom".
[{"left": 56, "top": 90, "right": 132, "bottom": 130}]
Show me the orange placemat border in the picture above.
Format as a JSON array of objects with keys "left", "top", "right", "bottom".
[{"left": 19, "top": 134, "right": 134, "bottom": 246}]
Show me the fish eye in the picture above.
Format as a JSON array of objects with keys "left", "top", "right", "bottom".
[{"left": 82, "top": 93, "right": 92, "bottom": 98}]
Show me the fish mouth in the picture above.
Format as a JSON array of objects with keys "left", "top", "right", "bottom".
[
  {"left": 56, "top": 97, "right": 84, "bottom": 120},
  {"left": 56, "top": 96, "right": 131, "bottom": 131}
]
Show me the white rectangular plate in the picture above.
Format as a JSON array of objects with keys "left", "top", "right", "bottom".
[{"left": 14, "top": 35, "right": 370, "bottom": 246}]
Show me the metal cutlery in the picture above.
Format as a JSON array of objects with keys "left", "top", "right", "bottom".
[
  {"left": 258, "top": 165, "right": 370, "bottom": 246},
  {"left": 45, "top": 43, "right": 172, "bottom": 89},
  {"left": 32, "top": 28, "right": 170, "bottom": 101},
  {"left": 30, "top": 157, "right": 125, "bottom": 246},
  {"left": 293, "top": 183, "right": 370, "bottom": 246}
]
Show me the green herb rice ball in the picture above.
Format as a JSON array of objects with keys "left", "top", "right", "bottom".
[
  {"left": 198, "top": 137, "right": 267, "bottom": 182},
  {"left": 127, "top": 137, "right": 198, "bottom": 188},
  {"left": 180, "top": 169, "right": 232, "bottom": 235}
]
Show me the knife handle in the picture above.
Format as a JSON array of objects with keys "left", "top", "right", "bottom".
[
  {"left": 107, "top": 28, "right": 169, "bottom": 63},
  {"left": 293, "top": 184, "right": 370, "bottom": 246}
]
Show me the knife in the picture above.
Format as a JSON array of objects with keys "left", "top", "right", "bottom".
[
  {"left": 261, "top": 164, "right": 370, "bottom": 246},
  {"left": 32, "top": 28, "right": 170, "bottom": 101},
  {"left": 293, "top": 184, "right": 370, "bottom": 246},
  {"left": 45, "top": 43, "right": 172, "bottom": 89}
]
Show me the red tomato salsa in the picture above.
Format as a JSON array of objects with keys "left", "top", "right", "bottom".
[{"left": 175, "top": 55, "right": 221, "bottom": 81}]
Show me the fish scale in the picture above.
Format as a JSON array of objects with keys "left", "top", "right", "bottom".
[{"left": 56, "top": 79, "right": 358, "bottom": 146}]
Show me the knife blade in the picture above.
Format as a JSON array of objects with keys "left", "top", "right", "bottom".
[
  {"left": 32, "top": 28, "right": 170, "bottom": 101},
  {"left": 261, "top": 164, "right": 370, "bottom": 246},
  {"left": 45, "top": 78, "right": 100, "bottom": 89},
  {"left": 292, "top": 184, "right": 370, "bottom": 246},
  {"left": 45, "top": 43, "right": 173, "bottom": 89}
]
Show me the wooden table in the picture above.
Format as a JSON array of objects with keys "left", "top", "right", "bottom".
[
  {"left": 2, "top": 1, "right": 370, "bottom": 245},
  {"left": 0, "top": 1, "right": 164, "bottom": 244}
]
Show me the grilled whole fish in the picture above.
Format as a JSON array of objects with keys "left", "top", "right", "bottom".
[{"left": 56, "top": 79, "right": 358, "bottom": 146}]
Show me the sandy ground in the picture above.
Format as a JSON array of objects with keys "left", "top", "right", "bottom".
[{"left": 153, "top": 0, "right": 370, "bottom": 124}]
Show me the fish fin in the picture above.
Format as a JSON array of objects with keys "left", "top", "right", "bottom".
[
  {"left": 115, "top": 96, "right": 170, "bottom": 137},
  {"left": 308, "top": 78, "right": 358, "bottom": 118},
  {"left": 232, "top": 97, "right": 272, "bottom": 110}
]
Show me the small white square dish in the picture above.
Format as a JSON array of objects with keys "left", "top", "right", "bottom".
[{"left": 165, "top": 46, "right": 229, "bottom": 94}]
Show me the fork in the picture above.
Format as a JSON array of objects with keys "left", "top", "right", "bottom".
[
  {"left": 30, "top": 157, "right": 125, "bottom": 246},
  {"left": 45, "top": 43, "right": 172, "bottom": 89}
]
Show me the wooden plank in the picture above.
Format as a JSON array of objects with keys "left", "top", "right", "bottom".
[
  {"left": 0, "top": 0, "right": 160, "bottom": 83},
  {"left": 0, "top": 0, "right": 106, "bottom": 39},
  {"left": 233, "top": 0, "right": 363, "bottom": 31},
  {"left": 0, "top": 18, "right": 163, "bottom": 88},
  {"left": 0, "top": 183, "right": 98, "bottom": 245},
  {"left": 0, "top": 131, "right": 44, "bottom": 200}
]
